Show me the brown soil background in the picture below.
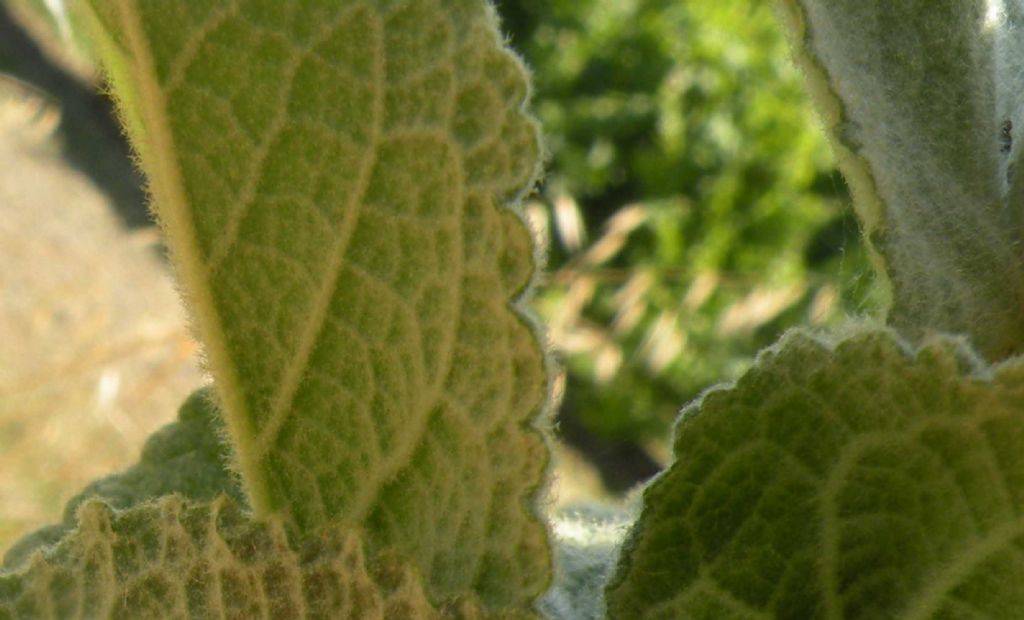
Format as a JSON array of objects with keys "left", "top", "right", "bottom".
[{"left": 0, "top": 85, "right": 205, "bottom": 550}]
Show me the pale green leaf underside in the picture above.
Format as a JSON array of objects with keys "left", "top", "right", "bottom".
[
  {"left": 778, "top": 0, "right": 1024, "bottom": 359},
  {"left": 80, "top": 0, "right": 549, "bottom": 608},
  {"left": 607, "top": 330, "right": 1024, "bottom": 619},
  {"left": 0, "top": 496, "right": 532, "bottom": 620}
]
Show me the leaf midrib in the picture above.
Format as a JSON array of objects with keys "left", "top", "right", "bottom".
[
  {"left": 110, "top": 0, "right": 266, "bottom": 508},
  {"left": 114, "top": 1, "right": 470, "bottom": 526}
]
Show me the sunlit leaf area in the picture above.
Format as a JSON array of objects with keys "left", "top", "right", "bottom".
[{"left": 0, "top": 0, "right": 874, "bottom": 555}]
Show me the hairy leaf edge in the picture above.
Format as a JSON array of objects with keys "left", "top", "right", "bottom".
[
  {"left": 77, "top": 0, "right": 559, "bottom": 533},
  {"left": 603, "top": 323, "right": 1007, "bottom": 609},
  {"left": 773, "top": 0, "right": 893, "bottom": 313}
]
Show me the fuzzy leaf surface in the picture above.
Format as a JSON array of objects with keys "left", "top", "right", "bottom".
[
  {"left": 778, "top": 0, "right": 1024, "bottom": 359},
  {"left": 0, "top": 496, "right": 532, "bottom": 620},
  {"left": 607, "top": 330, "right": 1024, "bottom": 618},
  {"left": 78, "top": 0, "right": 550, "bottom": 608}
]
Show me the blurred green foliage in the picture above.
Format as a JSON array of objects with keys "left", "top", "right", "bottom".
[{"left": 499, "top": 0, "right": 878, "bottom": 444}]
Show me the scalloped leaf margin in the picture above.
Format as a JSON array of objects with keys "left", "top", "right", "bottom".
[
  {"left": 75, "top": 0, "right": 552, "bottom": 610},
  {"left": 607, "top": 329, "right": 1024, "bottom": 619}
]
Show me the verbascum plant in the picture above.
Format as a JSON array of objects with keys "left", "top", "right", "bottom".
[
  {"left": 2, "top": 0, "right": 550, "bottom": 617},
  {"left": 4, "top": 1, "right": 1024, "bottom": 619},
  {"left": 605, "top": 2, "right": 1024, "bottom": 618}
]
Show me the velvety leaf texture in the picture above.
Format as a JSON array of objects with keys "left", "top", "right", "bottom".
[
  {"left": 77, "top": 0, "right": 550, "bottom": 610},
  {"left": 607, "top": 330, "right": 1024, "bottom": 619},
  {"left": 777, "top": 0, "right": 1024, "bottom": 360},
  {"left": 0, "top": 496, "right": 533, "bottom": 620},
  {"left": 540, "top": 507, "right": 633, "bottom": 620}
]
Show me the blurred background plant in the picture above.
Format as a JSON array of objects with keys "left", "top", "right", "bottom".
[
  {"left": 0, "top": 0, "right": 877, "bottom": 549},
  {"left": 498, "top": 0, "right": 877, "bottom": 490}
]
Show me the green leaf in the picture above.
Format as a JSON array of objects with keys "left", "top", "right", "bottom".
[
  {"left": 0, "top": 496, "right": 532, "bottom": 619},
  {"left": 74, "top": 0, "right": 551, "bottom": 609},
  {"left": 607, "top": 329, "right": 1024, "bottom": 618},
  {"left": 777, "top": 0, "right": 1024, "bottom": 359},
  {"left": 2, "top": 389, "right": 243, "bottom": 571}
]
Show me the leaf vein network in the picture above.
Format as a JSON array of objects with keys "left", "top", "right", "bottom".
[{"left": 252, "top": 8, "right": 386, "bottom": 459}]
